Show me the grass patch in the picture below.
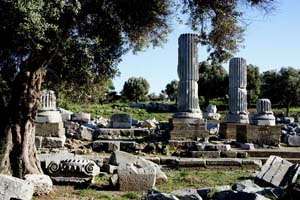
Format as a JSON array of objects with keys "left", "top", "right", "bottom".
[
  {"left": 157, "top": 168, "right": 254, "bottom": 193},
  {"left": 59, "top": 102, "right": 173, "bottom": 121}
]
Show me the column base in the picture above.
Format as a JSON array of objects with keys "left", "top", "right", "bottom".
[
  {"left": 251, "top": 114, "right": 276, "bottom": 126},
  {"left": 225, "top": 113, "right": 249, "bottom": 124},
  {"left": 169, "top": 117, "right": 207, "bottom": 140}
]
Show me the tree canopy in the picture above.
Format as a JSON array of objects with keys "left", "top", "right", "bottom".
[
  {"left": 198, "top": 61, "right": 228, "bottom": 107},
  {"left": 121, "top": 77, "right": 150, "bottom": 102},
  {"left": 164, "top": 80, "right": 179, "bottom": 102},
  {"left": 261, "top": 67, "right": 300, "bottom": 116},
  {"left": 247, "top": 64, "right": 262, "bottom": 107}
]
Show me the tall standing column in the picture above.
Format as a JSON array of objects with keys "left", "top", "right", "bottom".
[
  {"left": 173, "top": 33, "right": 202, "bottom": 119},
  {"left": 225, "top": 57, "right": 249, "bottom": 124},
  {"left": 170, "top": 33, "right": 207, "bottom": 140}
]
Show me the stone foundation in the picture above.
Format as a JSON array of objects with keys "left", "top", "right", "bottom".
[
  {"left": 219, "top": 123, "right": 239, "bottom": 140},
  {"left": 236, "top": 125, "right": 281, "bottom": 146},
  {"left": 169, "top": 118, "right": 207, "bottom": 140},
  {"left": 35, "top": 122, "right": 65, "bottom": 137}
]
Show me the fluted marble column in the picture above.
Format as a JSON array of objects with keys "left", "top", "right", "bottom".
[
  {"left": 225, "top": 57, "right": 249, "bottom": 123},
  {"left": 39, "top": 90, "right": 57, "bottom": 111},
  {"left": 251, "top": 98, "right": 275, "bottom": 126},
  {"left": 173, "top": 33, "right": 202, "bottom": 119},
  {"left": 257, "top": 99, "right": 273, "bottom": 114}
]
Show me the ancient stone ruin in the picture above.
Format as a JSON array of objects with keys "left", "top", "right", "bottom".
[
  {"left": 35, "top": 90, "right": 66, "bottom": 149},
  {"left": 169, "top": 33, "right": 207, "bottom": 140},
  {"left": 203, "top": 104, "right": 221, "bottom": 120},
  {"left": 225, "top": 57, "right": 249, "bottom": 124},
  {"left": 251, "top": 98, "right": 276, "bottom": 126}
]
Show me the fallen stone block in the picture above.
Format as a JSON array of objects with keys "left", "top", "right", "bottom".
[
  {"left": 24, "top": 174, "right": 53, "bottom": 196},
  {"left": 42, "top": 136, "right": 66, "bottom": 148},
  {"left": 197, "top": 185, "right": 231, "bottom": 200},
  {"left": 92, "top": 140, "right": 120, "bottom": 152},
  {"left": 75, "top": 125, "right": 96, "bottom": 141},
  {"left": 118, "top": 164, "right": 156, "bottom": 191},
  {"left": 109, "top": 151, "right": 167, "bottom": 183},
  {"left": 287, "top": 135, "right": 300, "bottom": 147},
  {"left": 142, "top": 189, "right": 179, "bottom": 200},
  {"left": 255, "top": 155, "right": 300, "bottom": 188},
  {"left": 45, "top": 159, "right": 100, "bottom": 184},
  {"left": 171, "top": 188, "right": 202, "bottom": 200},
  {"left": 232, "top": 179, "right": 263, "bottom": 193},
  {"left": 0, "top": 174, "right": 34, "bottom": 200}
]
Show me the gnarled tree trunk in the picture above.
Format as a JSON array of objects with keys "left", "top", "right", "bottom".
[{"left": 1, "top": 66, "right": 45, "bottom": 178}]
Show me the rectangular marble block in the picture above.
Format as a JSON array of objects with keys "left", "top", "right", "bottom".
[
  {"left": 169, "top": 118, "right": 208, "bottom": 140},
  {"left": 219, "top": 123, "right": 239, "bottom": 140},
  {"left": 35, "top": 122, "right": 65, "bottom": 138},
  {"left": 236, "top": 125, "right": 281, "bottom": 146}
]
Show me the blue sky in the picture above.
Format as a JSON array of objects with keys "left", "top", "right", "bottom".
[{"left": 113, "top": 0, "right": 300, "bottom": 94}]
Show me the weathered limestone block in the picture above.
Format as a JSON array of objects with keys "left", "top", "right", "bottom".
[
  {"left": 225, "top": 57, "right": 249, "bottom": 124},
  {"left": 42, "top": 136, "right": 66, "bottom": 148},
  {"left": 35, "top": 122, "right": 65, "bottom": 137},
  {"left": 255, "top": 156, "right": 300, "bottom": 188},
  {"left": 24, "top": 174, "right": 53, "bottom": 196},
  {"left": 189, "top": 151, "right": 221, "bottom": 158},
  {"left": 169, "top": 118, "right": 207, "bottom": 140},
  {"left": 58, "top": 107, "right": 73, "bottom": 121},
  {"left": 142, "top": 117, "right": 158, "bottom": 129},
  {"left": 142, "top": 189, "right": 179, "bottom": 200},
  {"left": 219, "top": 122, "right": 238, "bottom": 139},
  {"left": 236, "top": 125, "right": 281, "bottom": 146},
  {"left": 75, "top": 125, "right": 96, "bottom": 141},
  {"left": 118, "top": 164, "right": 156, "bottom": 191},
  {"left": 92, "top": 140, "right": 120, "bottom": 152},
  {"left": 287, "top": 135, "right": 300, "bottom": 147},
  {"left": 232, "top": 179, "right": 263, "bottom": 193},
  {"left": 171, "top": 188, "right": 203, "bottom": 200},
  {"left": 0, "top": 174, "right": 34, "bottom": 200},
  {"left": 109, "top": 114, "right": 132, "bottom": 128},
  {"left": 45, "top": 159, "right": 100, "bottom": 184},
  {"left": 177, "top": 158, "right": 206, "bottom": 167},
  {"left": 72, "top": 112, "right": 91, "bottom": 123},
  {"left": 109, "top": 151, "right": 167, "bottom": 183},
  {"left": 36, "top": 111, "right": 63, "bottom": 123},
  {"left": 99, "top": 128, "right": 135, "bottom": 137}
]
